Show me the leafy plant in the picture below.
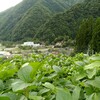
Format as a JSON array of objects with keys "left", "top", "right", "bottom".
[{"left": 0, "top": 53, "right": 100, "bottom": 99}]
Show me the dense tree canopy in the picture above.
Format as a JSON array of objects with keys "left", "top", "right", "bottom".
[
  {"left": 76, "top": 17, "right": 94, "bottom": 52},
  {"left": 36, "top": 0, "right": 100, "bottom": 44},
  {"left": 91, "top": 18, "right": 100, "bottom": 53},
  {"left": 0, "top": 0, "right": 82, "bottom": 42},
  {"left": 76, "top": 17, "right": 100, "bottom": 53}
]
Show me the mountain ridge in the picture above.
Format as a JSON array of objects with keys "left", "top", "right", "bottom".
[
  {"left": 0, "top": 0, "right": 84, "bottom": 42},
  {"left": 35, "top": 0, "right": 100, "bottom": 44}
]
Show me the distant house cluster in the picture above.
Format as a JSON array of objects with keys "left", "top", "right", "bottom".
[{"left": 22, "top": 42, "right": 40, "bottom": 47}]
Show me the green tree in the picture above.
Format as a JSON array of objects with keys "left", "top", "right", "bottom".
[
  {"left": 91, "top": 17, "right": 100, "bottom": 53},
  {"left": 76, "top": 17, "right": 94, "bottom": 53}
]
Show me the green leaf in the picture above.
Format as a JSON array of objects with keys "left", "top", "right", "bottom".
[
  {"left": 29, "top": 92, "right": 45, "bottom": 100},
  {"left": 75, "top": 61, "right": 85, "bottom": 66},
  {"left": 0, "top": 96, "right": 10, "bottom": 100},
  {"left": 86, "top": 76, "right": 100, "bottom": 89},
  {"left": 93, "top": 93, "right": 100, "bottom": 100},
  {"left": 53, "top": 66, "right": 61, "bottom": 73},
  {"left": 30, "top": 62, "right": 42, "bottom": 78},
  {"left": 29, "top": 95, "right": 44, "bottom": 100},
  {"left": 86, "top": 93, "right": 100, "bottom": 100},
  {"left": 76, "top": 71, "right": 86, "bottom": 81},
  {"left": 0, "top": 80, "right": 4, "bottom": 91},
  {"left": 39, "top": 88, "right": 50, "bottom": 94},
  {"left": 74, "top": 65, "right": 86, "bottom": 81},
  {"left": 56, "top": 88, "right": 72, "bottom": 100},
  {"left": 18, "top": 63, "right": 33, "bottom": 82},
  {"left": 0, "top": 63, "right": 17, "bottom": 80},
  {"left": 89, "top": 56, "right": 100, "bottom": 61},
  {"left": 86, "top": 93, "right": 94, "bottom": 100},
  {"left": 85, "top": 86, "right": 94, "bottom": 95},
  {"left": 3, "top": 93, "right": 21, "bottom": 100},
  {"left": 19, "top": 95, "right": 28, "bottom": 100},
  {"left": 86, "top": 69, "right": 96, "bottom": 79},
  {"left": 11, "top": 79, "right": 33, "bottom": 92},
  {"left": 84, "top": 61, "right": 100, "bottom": 70},
  {"left": 72, "top": 86, "right": 81, "bottom": 100},
  {"left": 43, "top": 82, "right": 55, "bottom": 90}
]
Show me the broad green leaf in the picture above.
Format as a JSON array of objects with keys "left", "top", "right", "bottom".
[
  {"left": 50, "top": 95, "right": 55, "bottom": 100},
  {"left": 0, "top": 64, "right": 17, "bottom": 80},
  {"left": 74, "top": 66, "right": 86, "bottom": 81},
  {"left": 0, "top": 96, "right": 10, "bottom": 100},
  {"left": 22, "top": 63, "right": 29, "bottom": 68},
  {"left": 43, "top": 82, "right": 55, "bottom": 90},
  {"left": 76, "top": 71, "right": 86, "bottom": 81},
  {"left": 0, "top": 80, "right": 4, "bottom": 91},
  {"left": 29, "top": 95, "right": 44, "bottom": 100},
  {"left": 86, "top": 93, "right": 100, "bottom": 100},
  {"left": 86, "top": 69, "right": 96, "bottom": 79},
  {"left": 56, "top": 88, "right": 72, "bottom": 100},
  {"left": 5, "top": 79, "right": 14, "bottom": 90},
  {"left": 72, "top": 86, "right": 81, "bottom": 100},
  {"left": 86, "top": 93, "right": 94, "bottom": 100},
  {"left": 86, "top": 76, "right": 100, "bottom": 89},
  {"left": 3, "top": 93, "right": 21, "bottom": 100},
  {"left": 48, "top": 73, "right": 57, "bottom": 79},
  {"left": 85, "top": 86, "right": 94, "bottom": 95},
  {"left": 89, "top": 56, "right": 100, "bottom": 61},
  {"left": 84, "top": 61, "right": 100, "bottom": 70},
  {"left": 18, "top": 64, "right": 33, "bottom": 82},
  {"left": 29, "top": 92, "right": 38, "bottom": 97},
  {"left": 30, "top": 62, "right": 41, "bottom": 78},
  {"left": 93, "top": 93, "right": 100, "bottom": 100},
  {"left": 53, "top": 66, "right": 61, "bottom": 73},
  {"left": 39, "top": 88, "right": 50, "bottom": 94},
  {"left": 19, "top": 95, "right": 28, "bottom": 100},
  {"left": 11, "top": 79, "right": 33, "bottom": 92},
  {"left": 75, "top": 61, "right": 85, "bottom": 66}
]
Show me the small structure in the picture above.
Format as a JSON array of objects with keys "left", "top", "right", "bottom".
[
  {"left": 22, "top": 42, "right": 40, "bottom": 47},
  {"left": 0, "top": 51, "right": 11, "bottom": 58}
]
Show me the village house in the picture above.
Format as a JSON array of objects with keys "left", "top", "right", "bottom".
[{"left": 22, "top": 42, "right": 40, "bottom": 47}]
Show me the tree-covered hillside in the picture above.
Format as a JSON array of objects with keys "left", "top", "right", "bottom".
[
  {"left": 0, "top": 0, "right": 83, "bottom": 42},
  {"left": 36, "top": 0, "right": 100, "bottom": 44}
]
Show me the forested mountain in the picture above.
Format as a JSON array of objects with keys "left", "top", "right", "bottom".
[
  {"left": 0, "top": 0, "right": 99, "bottom": 53},
  {"left": 0, "top": 0, "right": 83, "bottom": 42},
  {"left": 36, "top": 0, "right": 100, "bottom": 44}
]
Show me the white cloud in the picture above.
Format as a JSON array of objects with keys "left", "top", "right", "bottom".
[{"left": 0, "top": 0, "right": 23, "bottom": 12}]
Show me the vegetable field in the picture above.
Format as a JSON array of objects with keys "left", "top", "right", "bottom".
[{"left": 0, "top": 53, "right": 100, "bottom": 100}]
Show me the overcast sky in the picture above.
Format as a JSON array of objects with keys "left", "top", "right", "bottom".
[{"left": 0, "top": 0, "right": 23, "bottom": 12}]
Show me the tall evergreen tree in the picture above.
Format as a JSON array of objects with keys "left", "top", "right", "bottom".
[
  {"left": 76, "top": 17, "right": 94, "bottom": 52},
  {"left": 91, "top": 17, "right": 100, "bottom": 53}
]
